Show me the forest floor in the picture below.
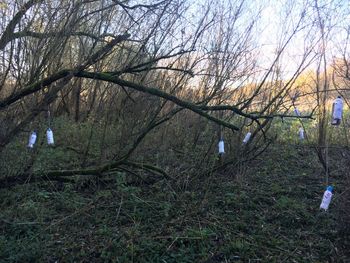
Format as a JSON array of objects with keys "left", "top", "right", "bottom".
[{"left": 0, "top": 144, "right": 349, "bottom": 262}]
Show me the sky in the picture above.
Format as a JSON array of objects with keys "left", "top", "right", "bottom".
[
  {"left": 187, "top": 0, "right": 350, "bottom": 79},
  {"left": 257, "top": 0, "right": 350, "bottom": 77}
]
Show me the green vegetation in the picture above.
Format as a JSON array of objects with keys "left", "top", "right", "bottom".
[
  {"left": 1, "top": 0, "right": 350, "bottom": 262},
  {"left": 1, "top": 124, "right": 349, "bottom": 262}
]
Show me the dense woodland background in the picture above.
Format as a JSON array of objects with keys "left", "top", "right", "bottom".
[{"left": 0, "top": 0, "right": 349, "bottom": 262}]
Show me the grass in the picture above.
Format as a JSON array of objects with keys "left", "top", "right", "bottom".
[{"left": 0, "top": 142, "right": 349, "bottom": 262}]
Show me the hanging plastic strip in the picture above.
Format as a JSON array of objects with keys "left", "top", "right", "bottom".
[
  {"left": 331, "top": 96, "right": 343, "bottom": 125},
  {"left": 298, "top": 127, "right": 304, "bottom": 140},
  {"left": 243, "top": 132, "right": 252, "bottom": 144},
  {"left": 320, "top": 186, "right": 333, "bottom": 211},
  {"left": 218, "top": 139, "right": 225, "bottom": 154},
  {"left": 28, "top": 131, "right": 37, "bottom": 148},
  {"left": 47, "top": 128, "right": 54, "bottom": 145}
]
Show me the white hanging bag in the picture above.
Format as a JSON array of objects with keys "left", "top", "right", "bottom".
[
  {"left": 331, "top": 96, "right": 343, "bottom": 125},
  {"left": 28, "top": 131, "right": 37, "bottom": 148},
  {"left": 298, "top": 127, "right": 304, "bottom": 140},
  {"left": 218, "top": 140, "right": 225, "bottom": 154},
  {"left": 243, "top": 132, "right": 251, "bottom": 144},
  {"left": 320, "top": 186, "right": 333, "bottom": 211},
  {"left": 47, "top": 128, "right": 54, "bottom": 145}
]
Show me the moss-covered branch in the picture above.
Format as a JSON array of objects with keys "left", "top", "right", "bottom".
[
  {"left": 0, "top": 0, "right": 43, "bottom": 50},
  {"left": 0, "top": 34, "right": 129, "bottom": 110},
  {"left": 0, "top": 70, "right": 71, "bottom": 109},
  {"left": 0, "top": 159, "right": 172, "bottom": 189},
  {"left": 75, "top": 71, "right": 240, "bottom": 131}
]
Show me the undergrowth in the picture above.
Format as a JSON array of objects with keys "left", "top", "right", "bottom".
[{"left": 0, "top": 143, "right": 349, "bottom": 262}]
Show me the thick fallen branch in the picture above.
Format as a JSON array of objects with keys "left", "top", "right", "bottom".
[
  {"left": 0, "top": 0, "right": 44, "bottom": 50},
  {"left": 121, "top": 160, "right": 172, "bottom": 180},
  {"left": 0, "top": 34, "right": 130, "bottom": 110},
  {"left": 75, "top": 71, "right": 240, "bottom": 131},
  {"left": 75, "top": 71, "right": 314, "bottom": 129},
  {"left": 0, "top": 159, "right": 172, "bottom": 189},
  {"left": 0, "top": 175, "right": 74, "bottom": 188},
  {"left": 198, "top": 105, "right": 314, "bottom": 120},
  {"left": 0, "top": 69, "right": 71, "bottom": 109}
]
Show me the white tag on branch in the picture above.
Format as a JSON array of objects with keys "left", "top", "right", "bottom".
[
  {"left": 320, "top": 186, "right": 333, "bottom": 211},
  {"left": 298, "top": 127, "right": 304, "bottom": 140},
  {"left": 218, "top": 140, "right": 225, "bottom": 154},
  {"left": 46, "top": 128, "right": 54, "bottom": 145},
  {"left": 331, "top": 96, "right": 343, "bottom": 125},
  {"left": 28, "top": 131, "right": 37, "bottom": 148},
  {"left": 243, "top": 132, "right": 251, "bottom": 144}
]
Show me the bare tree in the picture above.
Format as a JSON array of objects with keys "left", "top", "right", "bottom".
[{"left": 0, "top": 0, "right": 316, "bottom": 187}]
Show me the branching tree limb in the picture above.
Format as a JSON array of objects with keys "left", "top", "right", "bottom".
[
  {"left": 0, "top": 0, "right": 44, "bottom": 50},
  {"left": 75, "top": 71, "right": 240, "bottom": 131},
  {"left": 0, "top": 34, "right": 130, "bottom": 110}
]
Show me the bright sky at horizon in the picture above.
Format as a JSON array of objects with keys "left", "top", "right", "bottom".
[
  {"left": 187, "top": 0, "right": 350, "bottom": 80},
  {"left": 257, "top": 0, "right": 350, "bottom": 78}
]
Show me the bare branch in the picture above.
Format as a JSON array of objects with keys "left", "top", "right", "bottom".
[
  {"left": 0, "top": 0, "right": 44, "bottom": 50},
  {"left": 111, "top": 0, "right": 169, "bottom": 10}
]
